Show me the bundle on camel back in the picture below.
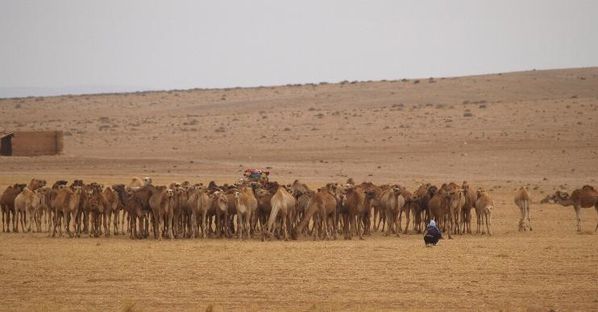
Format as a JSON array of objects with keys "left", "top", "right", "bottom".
[{"left": 243, "top": 168, "right": 270, "bottom": 185}]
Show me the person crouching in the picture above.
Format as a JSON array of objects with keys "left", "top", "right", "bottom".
[{"left": 424, "top": 220, "right": 442, "bottom": 246}]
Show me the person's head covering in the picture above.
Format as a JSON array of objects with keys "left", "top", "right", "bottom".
[{"left": 429, "top": 220, "right": 436, "bottom": 227}]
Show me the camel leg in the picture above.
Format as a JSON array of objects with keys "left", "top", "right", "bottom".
[
  {"left": 112, "top": 211, "right": 118, "bottom": 235},
  {"left": 282, "top": 215, "right": 289, "bottom": 241},
  {"left": 517, "top": 201, "right": 525, "bottom": 231},
  {"left": 372, "top": 206, "right": 379, "bottom": 231},
  {"left": 486, "top": 209, "right": 492, "bottom": 236},
  {"left": 107, "top": 212, "right": 113, "bottom": 237},
  {"left": 358, "top": 215, "right": 364, "bottom": 240},
  {"left": 526, "top": 201, "right": 532, "bottom": 231},
  {"left": 121, "top": 210, "right": 126, "bottom": 235},
  {"left": 237, "top": 214, "right": 243, "bottom": 240},
  {"left": 384, "top": 209, "right": 392, "bottom": 237},
  {"left": 595, "top": 204, "right": 598, "bottom": 232},
  {"left": 168, "top": 211, "right": 174, "bottom": 240},
  {"left": 403, "top": 207, "right": 411, "bottom": 234},
  {"left": 397, "top": 208, "right": 403, "bottom": 233},
  {"left": 574, "top": 205, "right": 582, "bottom": 232},
  {"left": 323, "top": 213, "right": 330, "bottom": 240},
  {"left": 27, "top": 208, "right": 34, "bottom": 232}
]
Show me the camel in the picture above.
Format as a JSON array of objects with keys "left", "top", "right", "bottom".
[
  {"left": 379, "top": 186, "right": 405, "bottom": 237},
  {"left": 474, "top": 189, "right": 494, "bottom": 235},
  {"left": 43, "top": 181, "right": 68, "bottom": 234},
  {"left": 212, "top": 191, "right": 230, "bottom": 238},
  {"left": 254, "top": 186, "right": 274, "bottom": 234},
  {"left": 127, "top": 177, "right": 143, "bottom": 190},
  {"left": 14, "top": 184, "right": 49, "bottom": 233},
  {"left": 234, "top": 186, "right": 258, "bottom": 240},
  {"left": 548, "top": 186, "right": 598, "bottom": 232},
  {"left": 52, "top": 186, "right": 82, "bottom": 237},
  {"left": 176, "top": 186, "right": 193, "bottom": 238},
  {"left": 102, "top": 186, "right": 121, "bottom": 236},
  {"left": 264, "top": 185, "right": 296, "bottom": 241},
  {"left": 362, "top": 183, "right": 382, "bottom": 232},
  {"left": 27, "top": 178, "right": 47, "bottom": 191},
  {"left": 10, "top": 179, "right": 46, "bottom": 232},
  {"left": 446, "top": 182, "right": 465, "bottom": 235},
  {"left": 293, "top": 188, "right": 337, "bottom": 240},
  {"left": 397, "top": 188, "right": 416, "bottom": 234},
  {"left": 120, "top": 184, "right": 154, "bottom": 239},
  {"left": 428, "top": 187, "right": 453, "bottom": 239},
  {"left": 85, "top": 184, "right": 105, "bottom": 237},
  {"left": 126, "top": 177, "right": 151, "bottom": 191},
  {"left": 412, "top": 183, "right": 437, "bottom": 233},
  {"left": 225, "top": 190, "right": 238, "bottom": 237},
  {"left": 32, "top": 187, "right": 50, "bottom": 232},
  {"left": 0, "top": 184, "right": 27, "bottom": 232},
  {"left": 514, "top": 186, "right": 532, "bottom": 231},
  {"left": 149, "top": 186, "right": 175, "bottom": 240},
  {"left": 342, "top": 185, "right": 368, "bottom": 240},
  {"left": 187, "top": 186, "right": 211, "bottom": 238},
  {"left": 111, "top": 184, "right": 130, "bottom": 236},
  {"left": 14, "top": 187, "right": 35, "bottom": 232},
  {"left": 460, "top": 181, "right": 477, "bottom": 234}
]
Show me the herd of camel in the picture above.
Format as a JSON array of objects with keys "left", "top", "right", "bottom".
[{"left": 1, "top": 177, "right": 597, "bottom": 240}]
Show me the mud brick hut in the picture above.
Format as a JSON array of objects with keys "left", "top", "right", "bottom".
[{"left": 0, "top": 131, "right": 64, "bottom": 156}]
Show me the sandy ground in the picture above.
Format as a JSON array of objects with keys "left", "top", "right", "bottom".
[{"left": 1, "top": 68, "right": 598, "bottom": 311}]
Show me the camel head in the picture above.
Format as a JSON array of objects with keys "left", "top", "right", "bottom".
[
  {"left": 364, "top": 189, "right": 377, "bottom": 200},
  {"left": 72, "top": 186, "right": 82, "bottom": 194},
  {"left": 540, "top": 194, "right": 555, "bottom": 204},
  {"left": 143, "top": 177, "right": 153, "bottom": 186},
  {"left": 427, "top": 185, "right": 438, "bottom": 197},
  {"left": 555, "top": 191, "right": 569, "bottom": 200},
  {"left": 212, "top": 191, "right": 228, "bottom": 211}
]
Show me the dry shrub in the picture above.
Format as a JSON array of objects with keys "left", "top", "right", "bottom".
[{"left": 121, "top": 301, "right": 142, "bottom": 312}]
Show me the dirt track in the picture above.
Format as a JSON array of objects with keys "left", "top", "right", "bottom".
[{"left": 1, "top": 68, "right": 598, "bottom": 311}]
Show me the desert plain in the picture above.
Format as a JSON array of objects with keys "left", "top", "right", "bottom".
[{"left": 0, "top": 68, "right": 597, "bottom": 311}]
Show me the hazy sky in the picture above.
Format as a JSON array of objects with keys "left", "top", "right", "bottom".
[{"left": 1, "top": 0, "right": 597, "bottom": 97}]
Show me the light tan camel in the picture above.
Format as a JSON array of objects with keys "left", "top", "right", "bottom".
[
  {"left": 514, "top": 186, "right": 532, "bottom": 231},
  {"left": 475, "top": 188, "right": 494, "bottom": 235}
]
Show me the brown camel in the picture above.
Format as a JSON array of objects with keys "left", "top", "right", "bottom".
[
  {"left": 85, "top": 184, "right": 105, "bottom": 237},
  {"left": 102, "top": 186, "right": 121, "bottom": 236},
  {"left": 293, "top": 188, "right": 337, "bottom": 240},
  {"left": 549, "top": 186, "right": 598, "bottom": 232},
  {"left": 460, "top": 181, "right": 477, "bottom": 234},
  {"left": 52, "top": 186, "right": 82, "bottom": 237},
  {"left": 514, "top": 186, "right": 532, "bottom": 231},
  {"left": 254, "top": 186, "right": 274, "bottom": 234},
  {"left": 121, "top": 184, "right": 154, "bottom": 239},
  {"left": 342, "top": 185, "right": 368, "bottom": 240},
  {"left": 0, "top": 184, "right": 27, "bottom": 232},
  {"left": 412, "top": 183, "right": 437, "bottom": 233},
  {"left": 428, "top": 187, "right": 453, "bottom": 239},
  {"left": 362, "top": 183, "right": 383, "bottom": 232},
  {"left": 149, "top": 186, "right": 175, "bottom": 240}
]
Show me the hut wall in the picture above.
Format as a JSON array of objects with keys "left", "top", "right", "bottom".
[{"left": 11, "top": 131, "right": 63, "bottom": 156}]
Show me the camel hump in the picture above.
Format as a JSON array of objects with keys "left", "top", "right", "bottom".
[{"left": 582, "top": 185, "right": 595, "bottom": 191}]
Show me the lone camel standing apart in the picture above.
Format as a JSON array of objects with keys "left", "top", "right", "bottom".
[{"left": 514, "top": 186, "right": 532, "bottom": 232}]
